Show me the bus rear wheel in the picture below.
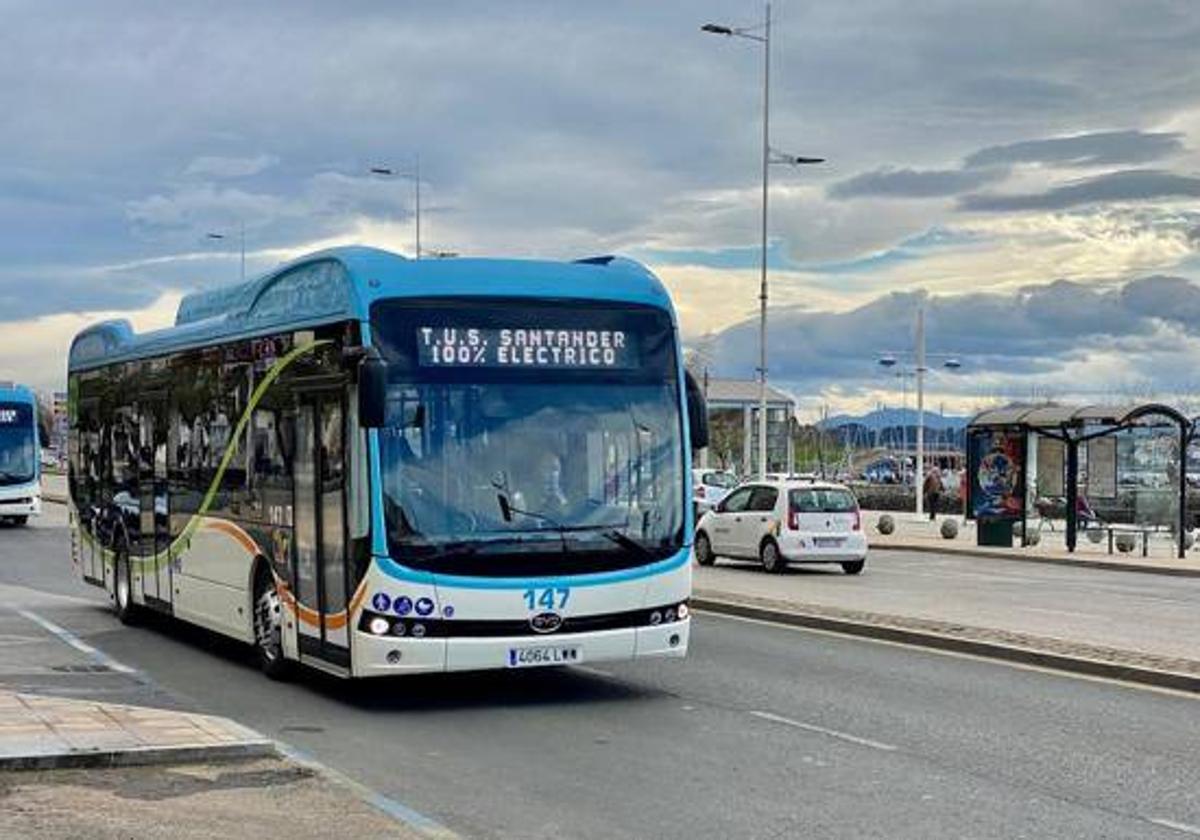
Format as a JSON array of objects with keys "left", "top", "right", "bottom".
[
  {"left": 253, "top": 573, "right": 289, "bottom": 680},
  {"left": 113, "top": 552, "right": 138, "bottom": 625}
]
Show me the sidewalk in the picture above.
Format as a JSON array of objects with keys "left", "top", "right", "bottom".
[
  {"left": 0, "top": 596, "right": 433, "bottom": 838},
  {"left": 864, "top": 509, "right": 1200, "bottom": 577},
  {"left": 0, "top": 689, "right": 272, "bottom": 770},
  {"left": 0, "top": 756, "right": 425, "bottom": 839}
]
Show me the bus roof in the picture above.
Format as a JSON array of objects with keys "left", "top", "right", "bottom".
[
  {"left": 0, "top": 382, "right": 36, "bottom": 405},
  {"left": 68, "top": 246, "right": 675, "bottom": 372}
]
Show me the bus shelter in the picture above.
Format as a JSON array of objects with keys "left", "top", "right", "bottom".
[{"left": 965, "top": 404, "right": 1193, "bottom": 558}]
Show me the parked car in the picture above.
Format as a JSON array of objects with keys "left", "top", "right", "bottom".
[
  {"left": 694, "top": 479, "right": 868, "bottom": 574},
  {"left": 693, "top": 469, "right": 738, "bottom": 519},
  {"left": 862, "top": 460, "right": 898, "bottom": 484}
]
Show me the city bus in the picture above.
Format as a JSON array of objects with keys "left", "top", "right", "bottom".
[
  {"left": 0, "top": 382, "right": 41, "bottom": 526},
  {"left": 68, "top": 246, "right": 707, "bottom": 678}
]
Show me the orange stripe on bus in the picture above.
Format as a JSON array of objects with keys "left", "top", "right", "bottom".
[{"left": 202, "top": 518, "right": 261, "bottom": 556}]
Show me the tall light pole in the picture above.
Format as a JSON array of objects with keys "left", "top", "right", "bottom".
[
  {"left": 205, "top": 221, "right": 245, "bottom": 282},
  {"left": 703, "top": 5, "right": 824, "bottom": 478},
  {"left": 370, "top": 154, "right": 422, "bottom": 259},
  {"left": 879, "top": 306, "right": 962, "bottom": 515}
]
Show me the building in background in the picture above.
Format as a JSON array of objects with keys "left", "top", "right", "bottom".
[
  {"left": 699, "top": 377, "right": 795, "bottom": 476},
  {"left": 51, "top": 391, "right": 68, "bottom": 456}
]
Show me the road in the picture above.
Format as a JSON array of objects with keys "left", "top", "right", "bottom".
[
  {"left": 4, "top": 507, "right": 1200, "bottom": 839},
  {"left": 697, "top": 548, "right": 1200, "bottom": 661}
]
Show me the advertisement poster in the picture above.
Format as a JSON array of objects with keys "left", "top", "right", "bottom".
[
  {"left": 969, "top": 430, "right": 1024, "bottom": 519},
  {"left": 1087, "top": 436, "right": 1117, "bottom": 499},
  {"left": 1036, "top": 437, "right": 1065, "bottom": 497}
]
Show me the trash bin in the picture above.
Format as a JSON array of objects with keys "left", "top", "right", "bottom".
[{"left": 977, "top": 517, "right": 1014, "bottom": 547}]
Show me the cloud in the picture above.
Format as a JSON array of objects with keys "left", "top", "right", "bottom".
[
  {"left": 0, "top": 0, "right": 1198, "bottom": 405},
  {"left": 183, "top": 154, "right": 279, "bottom": 179},
  {"left": 960, "top": 169, "right": 1200, "bottom": 212},
  {"left": 828, "top": 166, "right": 1008, "bottom": 199},
  {"left": 945, "top": 76, "right": 1085, "bottom": 113},
  {"left": 964, "top": 130, "right": 1186, "bottom": 169},
  {"left": 706, "top": 274, "right": 1200, "bottom": 408},
  {"left": 0, "top": 292, "right": 181, "bottom": 393}
]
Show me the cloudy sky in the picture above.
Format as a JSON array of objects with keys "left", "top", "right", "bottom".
[{"left": 2, "top": 0, "right": 1199, "bottom": 418}]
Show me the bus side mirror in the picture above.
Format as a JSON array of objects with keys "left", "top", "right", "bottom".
[
  {"left": 685, "top": 371, "right": 709, "bottom": 451},
  {"left": 358, "top": 349, "right": 388, "bottom": 429}
]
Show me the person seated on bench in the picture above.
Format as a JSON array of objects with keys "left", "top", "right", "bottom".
[{"left": 1075, "top": 491, "right": 1103, "bottom": 529}]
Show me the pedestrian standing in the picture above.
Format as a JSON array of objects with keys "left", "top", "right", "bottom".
[{"left": 923, "top": 466, "right": 942, "bottom": 521}]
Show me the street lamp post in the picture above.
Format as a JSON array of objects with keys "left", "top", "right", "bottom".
[
  {"left": 703, "top": 4, "right": 824, "bottom": 478},
  {"left": 879, "top": 305, "right": 962, "bottom": 515},
  {"left": 370, "top": 154, "right": 422, "bottom": 259},
  {"left": 205, "top": 221, "right": 245, "bottom": 282}
]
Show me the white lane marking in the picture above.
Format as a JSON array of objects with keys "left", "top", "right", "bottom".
[
  {"left": 1018, "top": 606, "right": 1104, "bottom": 619},
  {"left": 277, "top": 742, "right": 461, "bottom": 839},
  {"left": 1149, "top": 818, "right": 1200, "bottom": 836},
  {"left": 748, "top": 710, "right": 898, "bottom": 752},
  {"left": 17, "top": 609, "right": 136, "bottom": 673},
  {"left": 20, "top": 608, "right": 456, "bottom": 838}
]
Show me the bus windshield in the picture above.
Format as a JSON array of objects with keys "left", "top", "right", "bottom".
[
  {"left": 0, "top": 402, "right": 35, "bottom": 485},
  {"left": 372, "top": 299, "right": 684, "bottom": 577}
]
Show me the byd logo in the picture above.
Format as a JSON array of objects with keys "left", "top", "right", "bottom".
[{"left": 529, "top": 612, "right": 564, "bottom": 634}]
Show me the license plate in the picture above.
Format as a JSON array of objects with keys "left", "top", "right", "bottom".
[
  {"left": 813, "top": 537, "right": 844, "bottom": 547},
  {"left": 507, "top": 645, "right": 581, "bottom": 668}
]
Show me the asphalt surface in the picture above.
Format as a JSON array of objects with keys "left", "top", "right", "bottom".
[
  {"left": 4, "top": 508, "right": 1200, "bottom": 839},
  {"left": 697, "top": 547, "right": 1200, "bottom": 661}
]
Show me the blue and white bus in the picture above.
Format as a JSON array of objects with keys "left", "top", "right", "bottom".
[
  {"left": 0, "top": 382, "right": 41, "bottom": 526},
  {"left": 68, "top": 247, "right": 708, "bottom": 678}
]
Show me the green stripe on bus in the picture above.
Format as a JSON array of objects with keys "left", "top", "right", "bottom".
[{"left": 77, "top": 339, "right": 332, "bottom": 573}]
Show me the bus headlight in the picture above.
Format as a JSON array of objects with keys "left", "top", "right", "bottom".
[
  {"left": 677, "top": 603, "right": 690, "bottom": 620},
  {"left": 368, "top": 617, "right": 390, "bottom": 636},
  {"left": 410, "top": 623, "right": 427, "bottom": 638}
]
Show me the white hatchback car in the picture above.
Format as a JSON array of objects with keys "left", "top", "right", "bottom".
[
  {"left": 694, "top": 480, "right": 868, "bottom": 574},
  {"left": 693, "top": 469, "right": 738, "bottom": 519}
]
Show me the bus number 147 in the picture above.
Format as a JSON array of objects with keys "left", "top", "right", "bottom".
[{"left": 524, "top": 588, "right": 569, "bottom": 611}]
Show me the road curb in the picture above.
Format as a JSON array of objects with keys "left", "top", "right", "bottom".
[
  {"left": 0, "top": 738, "right": 277, "bottom": 772},
  {"left": 692, "top": 595, "right": 1200, "bottom": 695},
  {"left": 872, "top": 540, "right": 1200, "bottom": 578}
]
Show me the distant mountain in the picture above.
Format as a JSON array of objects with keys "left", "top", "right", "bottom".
[{"left": 818, "top": 407, "right": 969, "bottom": 432}]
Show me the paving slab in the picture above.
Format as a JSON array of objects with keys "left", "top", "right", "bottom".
[
  {"left": 0, "top": 688, "right": 274, "bottom": 770},
  {"left": 0, "top": 602, "right": 272, "bottom": 770}
]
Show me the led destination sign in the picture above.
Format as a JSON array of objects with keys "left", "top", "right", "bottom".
[
  {"left": 0, "top": 405, "right": 27, "bottom": 425},
  {"left": 417, "top": 326, "right": 638, "bottom": 370}
]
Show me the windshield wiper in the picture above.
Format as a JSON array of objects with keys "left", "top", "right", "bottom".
[{"left": 495, "top": 491, "right": 569, "bottom": 553}]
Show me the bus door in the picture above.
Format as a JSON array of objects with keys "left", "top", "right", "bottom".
[
  {"left": 77, "top": 399, "right": 104, "bottom": 586},
  {"left": 293, "top": 390, "right": 350, "bottom": 668},
  {"left": 138, "top": 395, "right": 170, "bottom": 609}
]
